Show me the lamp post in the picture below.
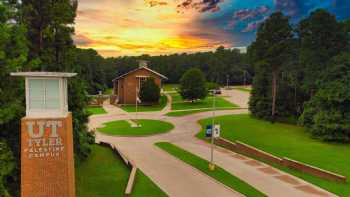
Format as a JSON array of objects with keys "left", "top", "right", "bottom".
[
  {"left": 209, "top": 89, "right": 216, "bottom": 171},
  {"left": 226, "top": 75, "right": 229, "bottom": 89}
]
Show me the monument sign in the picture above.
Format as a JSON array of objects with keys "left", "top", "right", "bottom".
[{"left": 11, "top": 72, "right": 76, "bottom": 197}]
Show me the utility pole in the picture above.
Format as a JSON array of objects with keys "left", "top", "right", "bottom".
[
  {"left": 209, "top": 89, "right": 216, "bottom": 171},
  {"left": 243, "top": 70, "right": 247, "bottom": 87},
  {"left": 226, "top": 75, "right": 229, "bottom": 89}
]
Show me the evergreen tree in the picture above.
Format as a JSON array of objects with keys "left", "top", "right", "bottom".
[
  {"left": 248, "top": 12, "right": 293, "bottom": 121},
  {"left": 298, "top": 9, "right": 348, "bottom": 95},
  {"left": 0, "top": 1, "right": 28, "bottom": 196},
  {"left": 139, "top": 78, "right": 160, "bottom": 103},
  {"left": 300, "top": 53, "right": 350, "bottom": 141},
  {"left": 21, "top": 0, "right": 94, "bottom": 162},
  {"left": 179, "top": 68, "right": 207, "bottom": 101}
]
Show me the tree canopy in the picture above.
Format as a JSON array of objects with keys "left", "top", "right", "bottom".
[{"left": 179, "top": 68, "right": 208, "bottom": 101}]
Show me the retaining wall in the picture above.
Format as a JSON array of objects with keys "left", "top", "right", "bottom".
[{"left": 214, "top": 137, "right": 346, "bottom": 183}]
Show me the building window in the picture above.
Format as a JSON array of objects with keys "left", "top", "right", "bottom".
[
  {"left": 138, "top": 77, "right": 148, "bottom": 88},
  {"left": 28, "top": 79, "right": 60, "bottom": 110}
]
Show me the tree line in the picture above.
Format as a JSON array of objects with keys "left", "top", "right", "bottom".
[
  {"left": 248, "top": 9, "right": 350, "bottom": 142},
  {"left": 76, "top": 47, "right": 251, "bottom": 95}
]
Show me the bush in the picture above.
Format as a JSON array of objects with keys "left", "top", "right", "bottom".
[
  {"left": 299, "top": 53, "right": 350, "bottom": 142},
  {"left": 179, "top": 68, "right": 207, "bottom": 101},
  {"left": 139, "top": 78, "right": 161, "bottom": 103}
]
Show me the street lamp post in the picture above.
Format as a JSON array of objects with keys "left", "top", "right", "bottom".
[
  {"left": 226, "top": 75, "right": 229, "bottom": 89},
  {"left": 209, "top": 89, "right": 216, "bottom": 171}
]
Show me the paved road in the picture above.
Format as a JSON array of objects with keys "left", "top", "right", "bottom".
[{"left": 89, "top": 88, "right": 337, "bottom": 197}]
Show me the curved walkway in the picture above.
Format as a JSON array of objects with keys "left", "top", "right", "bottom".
[{"left": 88, "top": 89, "right": 337, "bottom": 197}]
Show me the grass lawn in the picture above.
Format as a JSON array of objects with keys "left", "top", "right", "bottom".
[
  {"left": 155, "top": 142, "right": 266, "bottom": 197},
  {"left": 233, "top": 87, "right": 251, "bottom": 92},
  {"left": 162, "top": 84, "right": 179, "bottom": 92},
  {"left": 121, "top": 95, "right": 167, "bottom": 112},
  {"left": 103, "top": 88, "right": 113, "bottom": 95},
  {"left": 86, "top": 106, "right": 107, "bottom": 115},
  {"left": 76, "top": 145, "right": 167, "bottom": 197},
  {"left": 97, "top": 119, "right": 174, "bottom": 136},
  {"left": 197, "top": 114, "right": 350, "bottom": 196},
  {"left": 170, "top": 93, "right": 238, "bottom": 110},
  {"left": 165, "top": 108, "right": 238, "bottom": 117}
]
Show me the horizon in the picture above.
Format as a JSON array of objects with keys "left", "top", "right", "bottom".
[{"left": 74, "top": 0, "right": 350, "bottom": 57}]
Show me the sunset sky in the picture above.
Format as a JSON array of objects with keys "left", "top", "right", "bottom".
[{"left": 75, "top": 0, "right": 350, "bottom": 57}]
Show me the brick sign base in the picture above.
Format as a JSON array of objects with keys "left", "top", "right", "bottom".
[{"left": 21, "top": 113, "right": 75, "bottom": 197}]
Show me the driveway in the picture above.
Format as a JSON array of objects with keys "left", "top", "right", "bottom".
[{"left": 88, "top": 88, "right": 336, "bottom": 197}]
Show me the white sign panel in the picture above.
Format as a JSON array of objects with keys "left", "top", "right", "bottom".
[{"left": 213, "top": 124, "right": 220, "bottom": 138}]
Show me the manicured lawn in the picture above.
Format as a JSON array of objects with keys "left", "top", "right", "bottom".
[
  {"left": 86, "top": 106, "right": 107, "bottom": 115},
  {"left": 155, "top": 142, "right": 266, "bottom": 197},
  {"left": 165, "top": 108, "right": 238, "bottom": 117},
  {"left": 76, "top": 145, "right": 167, "bottom": 197},
  {"left": 97, "top": 119, "right": 174, "bottom": 136},
  {"left": 121, "top": 95, "right": 167, "bottom": 112},
  {"left": 197, "top": 114, "right": 350, "bottom": 196},
  {"left": 170, "top": 93, "right": 238, "bottom": 110},
  {"left": 234, "top": 87, "right": 251, "bottom": 92},
  {"left": 162, "top": 84, "right": 179, "bottom": 92},
  {"left": 103, "top": 88, "right": 113, "bottom": 95}
]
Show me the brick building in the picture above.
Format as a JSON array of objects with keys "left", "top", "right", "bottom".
[{"left": 112, "top": 65, "right": 167, "bottom": 104}]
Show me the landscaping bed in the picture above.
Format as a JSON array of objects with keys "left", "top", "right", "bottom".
[
  {"left": 97, "top": 119, "right": 174, "bottom": 136},
  {"left": 197, "top": 114, "right": 350, "bottom": 196}
]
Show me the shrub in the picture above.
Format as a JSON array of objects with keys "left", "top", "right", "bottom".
[
  {"left": 139, "top": 78, "right": 161, "bottom": 103},
  {"left": 179, "top": 68, "right": 207, "bottom": 101}
]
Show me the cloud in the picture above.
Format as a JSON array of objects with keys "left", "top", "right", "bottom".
[
  {"left": 233, "top": 5, "right": 270, "bottom": 21},
  {"left": 144, "top": 0, "right": 168, "bottom": 7},
  {"left": 225, "top": 5, "right": 271, "bottom": 32},
  {"left": 274, "top": 0, "right": 300, "bottom": 17},
  {"left": 73, "top": 34, "right": 95, "bottom": 46},
  {"left": 177, "top": 0, "right": 224, "bottom": 13}
]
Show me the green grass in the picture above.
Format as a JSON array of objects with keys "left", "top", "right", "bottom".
[
  {"left": 121, "top": 95, "right": 167, "bottom": 112},
  {"left": 97, "top": 119, "right": 174, "bottom": 136},
  {"left": 162, "top": 84, "right": 179, "bottom": 92},
  {"left": 197, "top": 114, "right": 350, "bottom": 196},
  {"left": 165, "top": 108, "right": 238, "bottom": 117},
  {"left": 76, "top": 145, "right": 167, "bottom": 197},
  {"left": 104, "top": 88, "right": 113, "bottom": 95},
  {"left": 86, "top": 106, "right": 107, "bottom": 115},
  {"left": 170, "top": 93, "right": 238, "bottom": 110},
  {"left": 234, "top": 87, "right": 251, "bottom": 92},
  {"left": 155, "top": 142, "right": 266, "bottom": 197}
]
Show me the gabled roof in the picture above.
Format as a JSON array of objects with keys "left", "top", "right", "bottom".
[{"left": 112, "top": 66, "right": 168, "bottom": 82}]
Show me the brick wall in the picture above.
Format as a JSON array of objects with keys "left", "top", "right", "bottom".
[{"left": 21, "top": 113, "right": 75, "bottom": 197}]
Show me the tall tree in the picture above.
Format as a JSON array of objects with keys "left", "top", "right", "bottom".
[
  {"left": 248, "top": 12, "right": 293, "bottom": 121},
  {"left": 298, "top": 9, "right": 348, "bottom": 95},
  {"left": 22, "top": 0, "right": 77, "bottom": 68},
  {"left": 21, "top": 0, "right": 94, "bottom": 161},
  {"left": 179, "top": 68, "right": 207, "bottom": 101},
  {"left": 0, "top": 1, "right": 28, "bottom": 196}
]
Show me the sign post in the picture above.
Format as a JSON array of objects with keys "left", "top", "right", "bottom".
[
  {"left": 209, "top": 90, "right": 216, "bottom": 171},
  {"left": 11, "top": 72, "right": 76, "bottom": 197}
]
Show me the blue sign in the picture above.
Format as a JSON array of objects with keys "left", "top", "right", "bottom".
[{"left": 206, "top": 125, "right": 212, "bottom": 137}]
